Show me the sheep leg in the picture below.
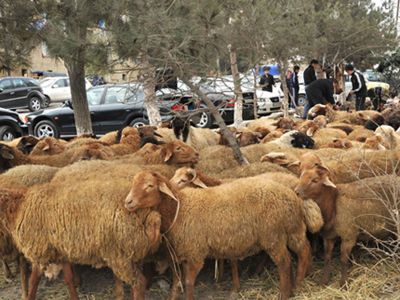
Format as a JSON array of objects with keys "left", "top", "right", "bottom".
[
  {"left": 216, "top": 259, "right": 224, "bottom": 283},
  {"left": 114, "top": 275, "right": 125, "bottom": 300},
  {"left": 184, "top": 261, "right": 203, "bottom": 300},
  {"left": 2, "top": 259, "right": 13, "bottom": 281},
  {"left": 62, "top": 263, "right": 79, "bottom": 300},
  {"left": 168, "top": 270, "right": 180, "bottom": 300},
  {"left": 321, "top": 238, "right": 335, "bottom": 286},
  {"left": 131, "top": 263, "right": 146, "bottom": 300},
  {"left": 288, "top": 234, "right": 312, "bottom": 289},
  {"left": 230, "top": 259, "right": 240, "bottom": 293},
  {"left": 268, "top": 245, "right": 293, "bottom": 300},
  {"left": 19, "top": 256, "right": 29, "bottom": 299},
  {"left": 26, "top": 265, "right": 42, "bottom": 300},
  {"left": 339, "top": 239, "right": 356, "bottom": 287}
]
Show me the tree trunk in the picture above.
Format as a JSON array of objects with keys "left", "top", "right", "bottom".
[
  {"left": 279, "top": 60, "right": 290, "bottom": 118},
  {"left": 229, "top": 45, "right": 244, "bottom": 128},
  {"left": 141, "top": 54, "right": 161, "bottom": 126},
  {"left": 65, "top": 56, "right": 93, "bottom": 136},
  {"left": 182, "top": 78, "right": 249, "bottom": 165}
]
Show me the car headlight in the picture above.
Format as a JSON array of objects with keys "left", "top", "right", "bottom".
[{"left": 19, "top": 114, "right": 29, "bottom": 124}]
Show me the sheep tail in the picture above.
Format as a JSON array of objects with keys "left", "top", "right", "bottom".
[{"left": 302, "top": 199, "right": 324, "bottom": 233}]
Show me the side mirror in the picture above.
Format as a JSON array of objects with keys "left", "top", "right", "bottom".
[{"left": 0, "top": 88, "right": 3, "bottom": 93}]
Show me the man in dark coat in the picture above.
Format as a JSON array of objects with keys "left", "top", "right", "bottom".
[
  {"left": 305, "top": 79, "right": 339, "bottom": 117},
  {"left": 302, "top": 59, "right": 319, "bottom": 118},
  {"left": 290, "top": 65, "right": 300, "bottom": 107},
  {"left": 345, "top": 64, "right": 367, "bottom": 111},
  {"left": 259, "top": 66, "right": 275, "bottom": 92}
]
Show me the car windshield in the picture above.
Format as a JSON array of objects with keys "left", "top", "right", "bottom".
[
  {"left": 87, "top": 87, "right": 105, "bottom": 105},
  {"left": 364, "top": 71, "right": 383, "bottom": 82}
]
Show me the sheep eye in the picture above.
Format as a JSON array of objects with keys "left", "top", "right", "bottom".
[
  {"left": 145, "top": 185, "right": 154, "bottom": 190},
  {"left": 312, "top": 179, "right": 319, "bottom": 183}
]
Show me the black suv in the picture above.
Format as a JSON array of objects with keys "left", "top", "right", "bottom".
[
  {"left": 0, "top": 77, "right": 46, "bottom": 112},
  {"left": 0, "top": 108, "right": 28, "bottom": 141}
]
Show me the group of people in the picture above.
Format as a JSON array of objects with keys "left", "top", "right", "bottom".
[{"left": 258, "top": 60, "right": 368, "bottom": 119}]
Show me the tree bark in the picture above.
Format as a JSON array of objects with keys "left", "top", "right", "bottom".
[
  {"left": 279, "top": 60, "right": 290, "bottom": 118},
  {"left": 182, "top": 78, "right": 249, "bottom": 165},
  {"left": 229, "top": 45, "right": 244, "bottom": 128},
  {"left": 64, "top": 47, "right": 93, "bottom": 136},
  {"left": 140, "top": 54, "right": 161, "bottom": 126},
  {"left": 252, "top": 66, "right": 259, "bottom": 120}
]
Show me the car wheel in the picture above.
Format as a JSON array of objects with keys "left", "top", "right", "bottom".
[
  {"left": 298, "top": 94, "right": 306, "bottom": 106},
  {"left": 28, "top": 96, "right": 43, "bottom": 112},
  {"left": 0, "top": 125, "right": 17, "bottom": 141},
  {"left": 129, "top": 118, "right": 149, "bottom": 127},
  {"left": 34, "top": 120, "right": 59, "bottom": 138},
  {"left": 191, "top": 112, "right": 213, "bottom": 128},
  {"left": 43, "top": 96, "right": 51, "bottom": 108}
]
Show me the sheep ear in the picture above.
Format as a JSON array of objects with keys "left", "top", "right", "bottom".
[
  {"left": 159, "top": 181, "right": 178, "bottom": 201},
  {"left": 316, "top": 164, "right": 330, "bottom": 175},
  {"left": 163, "top": 147, "right": 173, "bottom": 162},
  {"left": 0, "top": 148, "right": 14, "bottom": 160},
  {"left": 306, "top": 127, "right": 316, "bottom": 137},
  {"left": 288, "top": 160, "right": 301, "bottom": 167},
  {"left": 377, "top": 143, "right": 386, "bottom": 150},
  {"left": 322, "top": 176, "right": 336, "bottom": 188},
  {"left": 42, "top": 144, "right": 50, "bottom": 151},
  {"left": 192, "top": 177, "right": 208, "bottom": 188},
  {"left": 154, "top": 131, "right": 163, "bottom": 138}
]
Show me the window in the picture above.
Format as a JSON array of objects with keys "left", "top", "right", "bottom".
[
  {"left": 0, "top": 79, "right": 13, "bottom": 90},
  {"left": 13, "top": 78, "right": 27, "bottom": 88},
  {"left": 25, "top": 78, "right": 39, "bottom": 87},
  {"left": 52, "top": 79, "right": 68, "bottom": 88},
  {"left": 126, "top": 86, "right": 144, "bottom": 104},
  {"left": 104, "top": 87, "right": 127, "bottom": 104},
  {"left": 87, "top": 87, "right": 105, "bottom": 106}
]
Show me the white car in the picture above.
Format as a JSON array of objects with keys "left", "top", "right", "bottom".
[{"left": 40, "top": 77, "right": 92, "bottom": 104}]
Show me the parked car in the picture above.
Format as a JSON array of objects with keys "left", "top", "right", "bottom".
[
  {"left": 0, "top": 108, "right": 28, "bottom": 141},
  {"left": 0, "top": 77, "right": 46, "bottom": 112},
  {"left": 26, "top": 83, "right": 202, "bottom": 138},
  {"left": 40, "top": 76, "right": 92, "bottom": 105}
]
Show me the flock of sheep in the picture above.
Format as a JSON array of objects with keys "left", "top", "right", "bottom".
[{"left": 0, "top": 102, "right": 399, "bottom": 300}]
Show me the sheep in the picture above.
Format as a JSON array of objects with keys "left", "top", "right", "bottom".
[
  {"left": 29, "top": 137, "right": 67, "bottom": 156},
  {"left": 0, "top": 142, "right": 113, "bottom": 172},
  {"left": 0, "top": 165, "right": 59, "bottom": 189},
  {"left": 0, "top": 180, "right": 162, "bottom": 300},
  {"left": 170, "top": 167, "right": 222, "bottom": 189},
  {"left": 273, "top": 117, "right": 297, "bottom": 130},
  {"left": 386, "top": 109, "right": 400, "bottom": 131},
  {"left": 125, "top": 171, "right": 313, "bottom": 300},
  {"left": 362, "top": 135, "right": 390, "bottom": 150},
  {"left": 1, "top": 136, "right": 40, "bottom": 155},
  {"left": 260, "top": 128, "right": 285, "bottom": 143},
  {"left": 137, "top": 126, "right": 164, "bottom": 147},
  {"left": 296, "top": 116, "right": 327, "bottom": 137},
  {"left": 118, "top": 140, "right": 199, "bottom": 166},
  {"left": 269, "top": 131, "right": 315, "bottom": 149},
  {"left": 375, "top": 125, "right": 400, "bottom": 149},
  {"left": 98, "top": 130, "right": 119, "bottom": 144},
  {"left": 218, "top": 128, "right": 262, "bottom": 147},
  {"left": 319, "top": 138, "right": 353, "bottom": 149},
  {"left": 311, "top": 128, "right": 347, "bottom": 148},
  {"left": 246, "top": 117, "right": 277, "bottom": 132},
  {"left": 347, "top": 127, "right": 375, "bottom": 142},
  {"left": 295, "top": 167, "right": 400, "bottom": 286}
]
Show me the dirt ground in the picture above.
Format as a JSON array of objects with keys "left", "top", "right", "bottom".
[{"left": 1, "top": 252, "right": 399, "bottom": 300}]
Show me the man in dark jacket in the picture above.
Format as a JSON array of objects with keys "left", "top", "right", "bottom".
[
  {"left": 305, "top": 79, "right": 339, "bottom": 116},
  {"left": 302, "top": 59, "right": 319, "bottom": 118},
  {"left": 259, "top": 66, "right": 275, "bottom": 92},
  {"left": 290, "top": 65, "right": 300, "bottom": 108},
  {"left": 345, "top": 64, "right": 367, "bottom": 111}
]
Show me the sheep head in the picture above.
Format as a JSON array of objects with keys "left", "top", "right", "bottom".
[
  {"left": 30, "top": 137, "right": 65, "bottom": 156},
  {"left": 295, "top": 164, "right": 336, "bottom": 200},
  {"left": 125, "top": 171, "right": 177, "bottom": 212},
  {"left": 324, "top": 138, "right": 353, "bottom": 149},
  {"left": 0, "top": 144, "right": 17, "bottom": 173},
  {"left": 170, "top": 167, "right": 208, "bottom": 189},
  {"left": 236, "top": 131, "right": 262, "bottom": 147},
  {"left": 120, "top": 127, "right": 141, "bottom": 147},
  {"left": 16, "top": 136, "right": 40, "bottom": 154},
  {"left": 161, "top": 141, "right": 199, "bottom": 165},
  {"left": 307, "top": 104, "right": 327, "bottom": 119},
  {"left": 273, "top": 117, "right": 296, "bottom": 130},
  {"left": 362, "top": 135, "right": 389, "bottom": 150}
]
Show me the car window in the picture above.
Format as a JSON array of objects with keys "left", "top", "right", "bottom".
[
  {"left": 53, "top": 79, "right": 68, "bottom": 88},
  {"left": 25, "top": 78, "right": 39, "bottom": 87},
  {"left": 13, "top": 78, "right": 27, "bottom": 88},
  {"left": 87, "top": 87, "right": 105, "bottom": 106},
  {"left": 0, "top": 79, "right": 14, "bottom": 90},
  {"left": 126, "top": 87, "right": 144, "bottom": 104},
  {"left": 104, "top": 86, "right": 126, "bottom": 104}
]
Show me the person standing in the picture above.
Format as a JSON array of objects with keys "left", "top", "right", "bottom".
[
  {"left": 302, "top": 59, "right": 319, "bottom": 118},
  {"left": 290, "top": 65, "right": 300, "bottom": 108},
  {"left": 259, "top": 66, "right": 275, "bottom": 92},
  {"left": 344, "top": 64, "right": 367, "bottom": 111},
  {"left": 305, "top": 78, "right": 339, "bottom": 117}
]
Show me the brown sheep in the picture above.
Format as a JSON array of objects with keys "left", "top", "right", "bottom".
[
  {"left": 273, "top": 117, "right": 297, "bottom": 130},
  {"left": 260, "top": 129, "right": 285, "bottom": 143},
  {"left": 295, "top": 168, "right": 400, "bottom": 286},
  {"left": 362, "top": 135, "right": 390, "bottom": 150},
  {"left": 375, "top": 125, "right": 400, "bottom": 149},
  {"left": 0, "top": 181, "right": 162, "bottom": 300},
  {"left": 1, "top": 136, "right": 40, "bottom": 155},
  {"left": 29, "top": 137, "right": 67, "bottom": 156},
  {"left": 347, "top": 127, "right": 375, "bottom": 142},
  {"left": 312, "top": 128, "right": 348, "bottom": 148},
  {"left": 0, "top": 142, "right": 113, "bottom": 171},
  {"left": 319, "top": 138, "right": 353, "bottom": 149},
  {"left": 170, "top": 167, "right": 222, "bottom": 189},
  {"left": 125, "top": 171, "right": 312, "bottom": 300}
]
